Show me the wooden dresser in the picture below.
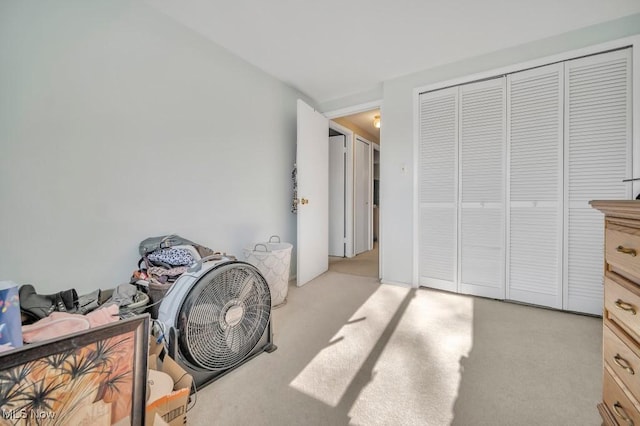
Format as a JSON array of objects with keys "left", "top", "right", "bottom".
[{"left": 591, "top": 201, "right": 640, "bottom": 426}]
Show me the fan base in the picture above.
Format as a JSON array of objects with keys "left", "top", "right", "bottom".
[
  {"left": 263, "top": 342, "right": 277, "bottom": 353},
  {"left": 170, "top": 319, "right": 277, "bottom": 392}
]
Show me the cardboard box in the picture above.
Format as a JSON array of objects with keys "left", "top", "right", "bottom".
[{"left": 146, "top": 341, "right": 193, "bottom": 426}]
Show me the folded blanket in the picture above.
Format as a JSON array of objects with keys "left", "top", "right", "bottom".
[{"left": 22, "top": 304, "right": 119, "bottom": 343}]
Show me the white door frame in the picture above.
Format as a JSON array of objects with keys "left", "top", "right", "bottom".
[
  {"left": 372, "top": 142, "right": 380, "bottom": 249},
  {"left": 324, "top": 100, "right": 382, "bottom": 120},
  {"left": 325, "top": 100, "right": 383, "bottom": 278}
]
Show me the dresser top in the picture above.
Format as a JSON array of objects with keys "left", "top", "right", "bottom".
[{"left": 590, "top": 200, "right": 640, "bottom": 219}]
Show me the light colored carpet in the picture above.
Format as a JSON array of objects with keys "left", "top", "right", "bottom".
[
  {"left": 188, "top": 272, "right": 602, "bottom": 425},
  {"left": 328, "top": 243, "right": 379, "bottom": 278}
]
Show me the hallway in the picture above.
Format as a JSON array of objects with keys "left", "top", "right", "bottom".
[{"left": 328, "top": 243, "right": 379, "bottom": 278}]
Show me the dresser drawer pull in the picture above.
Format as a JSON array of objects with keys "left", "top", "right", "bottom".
[
  {"left": 614, "top": 354, "right": 635, "bottom": 375},
  {"left": 615, "top": 300, "right": 637, "bottom": 315},
  {"left": 617, "top": 245, "right": 637, "bottom": 257},
  {"left": 613, "top": 402, "right": 634, "bottom": 426}
]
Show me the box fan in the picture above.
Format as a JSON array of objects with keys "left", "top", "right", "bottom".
[{"left": 157, "top": 256, "right": 276, "bottom": 389}]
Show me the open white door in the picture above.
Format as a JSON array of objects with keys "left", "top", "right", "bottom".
[
  {"left": 355, "top": 137, "right": 371, "bottom": 255},
  {"left": 297, "top": 99, "right": 329, "bottom": 286}
]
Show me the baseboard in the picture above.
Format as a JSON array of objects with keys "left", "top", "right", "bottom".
[{"left": 380, "top": 279, "right": 415, "bottom": 289}]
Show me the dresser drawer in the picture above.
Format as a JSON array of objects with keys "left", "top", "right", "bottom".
[
  {"left": 604, "top": 324, "right": 640, "bottom": 399},
  {"left": 605, "top": 275, "right": 640, "bottom": 340},
  {"left": 607, "top": 227, "right": 640, "bottom": 280},
  {"left": 604, "top": 368, "right": 640, "bottom": 426}
]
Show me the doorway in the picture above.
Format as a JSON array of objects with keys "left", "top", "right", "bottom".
[{"left": 327, "top": 108, "right": 381, "bottom": 278}]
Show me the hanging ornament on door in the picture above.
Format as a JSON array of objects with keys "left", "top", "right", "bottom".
[{"left": 291, "top": 163, "right": 298, "bottom": 214}]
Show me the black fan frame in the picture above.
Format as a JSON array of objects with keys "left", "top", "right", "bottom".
[{"left": 174, "top": 260, "right": 274, "bottom": 374}]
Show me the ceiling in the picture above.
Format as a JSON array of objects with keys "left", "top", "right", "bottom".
[
  {"left": 145, "top": 0, "right": 640, "bottom": 104},
  {"left": 340, "top": 109, "right": 381, "bottom": 141}
]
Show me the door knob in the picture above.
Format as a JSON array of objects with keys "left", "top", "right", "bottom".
[{"left": 301, "top": 198, "right": 309, "bottom": 205}]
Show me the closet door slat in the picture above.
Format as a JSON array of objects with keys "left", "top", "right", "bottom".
[
  {"left": 418, "top": 87, "right": 458, "bottom": 292},
  {"left": 564, "top": 48, "right": 632, "bottom": 315},
  {"left": 416, "top": 47, "right": 633, "bottom": 316},
  {"left": 507, "top": 63, "right": 564, "bottom": 309},
  {"left": 459, "top": 78, "right": 506, "bottom": 299}
]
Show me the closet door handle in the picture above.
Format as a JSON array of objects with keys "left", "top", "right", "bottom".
[
  {"left": 613, "top": 402, "right": 634, "bottom": 426},
  {"left": 617, "top": 245, "right": 637, "bottom": 257},
  {"left": 615, "top": 300, "right": 637, "bottom": 315},
  {"left": 614, "top": 354, "right": 635, "bottom": 375}
]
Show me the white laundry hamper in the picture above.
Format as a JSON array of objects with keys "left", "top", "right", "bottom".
[{"left": 243, "top": 236, "right": 292, "bottom": 307}]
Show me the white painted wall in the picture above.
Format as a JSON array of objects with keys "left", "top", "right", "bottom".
[
  {"left": 0, "top": 2, "right": 308, "bottom": 294},
  {"left": 324, "top": 13, "right": 640, "bottom": 286}
]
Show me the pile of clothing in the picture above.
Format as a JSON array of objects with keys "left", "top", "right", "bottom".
[
  {"left": 4, "top": 235, "right": 226, "bottom": 350},
  {"left": 130, "top": 234, "right": 232, "bottom": 318},
  {"left": 17, "top": 282, "right": 145, "bottom": 346}
]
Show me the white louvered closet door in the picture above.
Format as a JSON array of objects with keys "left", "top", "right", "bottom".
[
  {"left": 565, "top": 48, "right": 632, "bottom": 315},
  {"left": 459, "top": 78, "right": 506, "bottom": 298},
  {"left": 507, "top": 64, "right": 563, "bottom": 309},
  {"left": 418, "top": 87, "right": 458, "bottom": 292}
]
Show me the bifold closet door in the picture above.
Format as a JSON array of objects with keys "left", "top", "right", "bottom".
[
  {"left": 418, "top": 87, "right": 458, "bottom": 292},
  {"left": 458, "top": 78, "right": 506, "bottom": 298},
  {"left": 507, "top": 64, "right": 563, "bottom": 309},
  {"left": 564, "top": 48, "right": 632, "bottom": 315}
]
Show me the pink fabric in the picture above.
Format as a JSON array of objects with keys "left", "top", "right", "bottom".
[
  {"left": 21, "top": 304, "right": 120, "bottom": 343},
  {"left": 22, "top": 313, "right": 90, "bottom": 343},
  {"left": 86, "top": 303, "right": 119, "bottom": 327}
]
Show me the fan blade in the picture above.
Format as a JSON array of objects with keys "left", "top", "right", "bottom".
[
  {"left": 225, "top": 326, "right": 241, "bottom": 354},
  {"left": 238, "top": 275, "right": 255, "bottom": 300}
]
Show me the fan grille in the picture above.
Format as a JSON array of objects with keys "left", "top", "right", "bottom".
[{"left": 178, "top": 262, "right": 271, "bottom": 370}]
